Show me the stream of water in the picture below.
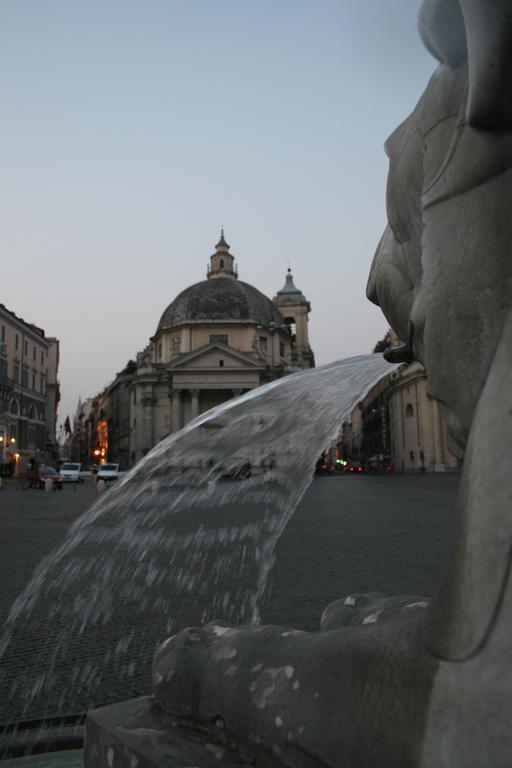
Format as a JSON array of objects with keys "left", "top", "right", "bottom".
[{"left": 0, "top": 354, "right": 395, "bottom": 729}]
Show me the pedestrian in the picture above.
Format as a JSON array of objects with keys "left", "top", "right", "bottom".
[{"left": 28, "top": 458, "right": 39, "bottom": 488}]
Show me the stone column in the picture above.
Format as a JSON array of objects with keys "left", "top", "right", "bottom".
[
  {"left": 171, "top": 389, "right": 183, "bottom": 433},
  {"left": 190, "top": 389, "right": 200, "bottom": 420},
  {"left": 141, "top": 388, "right": 155, "bottom": 454}
]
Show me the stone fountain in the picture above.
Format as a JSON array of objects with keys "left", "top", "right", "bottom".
[{"left": 85, "top": 1, "right": 512, "bottom": 765}]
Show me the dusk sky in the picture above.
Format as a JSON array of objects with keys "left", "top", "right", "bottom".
[{"left": 1, "top": 1, "right": 435, "bottom": 427}]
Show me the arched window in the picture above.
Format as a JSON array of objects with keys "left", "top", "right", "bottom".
[
  {"left": 220, "top": 259, "right": 225, "bottom": 270},
  {"left": 28, "top": 405, "right": 36, "bottom": 420},
  {"left": 284, "top": 316, "right": 296, "bottom": 340},
  {"left": 9, "top": 399, "right": 19, "bottom": 415},
  {"left": 405, "top": 403, "right": 414, "bottom": 418}
]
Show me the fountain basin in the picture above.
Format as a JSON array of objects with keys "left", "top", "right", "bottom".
[{"left": 85, "top": 696, "right": 285, "bottom": 768}]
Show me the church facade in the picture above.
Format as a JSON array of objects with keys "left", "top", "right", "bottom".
[{"left": 90, "top": 233, "right": 314, "bottom": 468}]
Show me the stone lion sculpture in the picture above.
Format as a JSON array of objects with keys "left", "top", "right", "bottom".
[{"left": 86, "top": 2, "right": 512, "bottom": 766}]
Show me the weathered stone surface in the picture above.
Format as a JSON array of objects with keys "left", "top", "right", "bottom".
[
  {"left": 150, "top": 614, "right": 437, "bottom": 768},
  {"left": 319, "top": 593, "right": 429, "bottom": 631}
]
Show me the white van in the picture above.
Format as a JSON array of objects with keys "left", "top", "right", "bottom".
[
  {"left": 60, "top": 462, "right": 82, "bottom": 483},
  {"left": 97, "top": 463, "right": 121, "bottom": 483}
]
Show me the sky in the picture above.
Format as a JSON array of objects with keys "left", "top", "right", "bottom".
[{"left": 0, "top": 0, "right": 435, "bottom": 426}]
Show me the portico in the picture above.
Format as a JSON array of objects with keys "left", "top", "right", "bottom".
[
  {"left": 167, "top": 342, "right": 264, "bottom": 431},
  {"left": 168, "top": 386, "right": 252, "bottom": 432}
]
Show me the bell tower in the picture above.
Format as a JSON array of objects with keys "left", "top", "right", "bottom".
[
  {"left": 207, "top": 230, "right": 238, "bottom": 279},
  {"left": 274, "top": 268, "right": 315, "bottom": 368}
]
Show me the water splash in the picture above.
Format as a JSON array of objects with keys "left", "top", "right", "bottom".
[{"left": 0, "top": 354, "right": 395, "bottom": 727}]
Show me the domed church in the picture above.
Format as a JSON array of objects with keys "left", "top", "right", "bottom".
[{"left": 127, "top": 232, "right": 314, "bottom": 463}]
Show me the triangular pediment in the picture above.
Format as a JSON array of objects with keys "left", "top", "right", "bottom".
[{"left": 167, "top": 343, "right": 262, "bottom": 370}]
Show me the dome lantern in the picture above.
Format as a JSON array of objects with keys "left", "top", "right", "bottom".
[{"left": 208, "top": 229, "right": 237, "bottom": 279}]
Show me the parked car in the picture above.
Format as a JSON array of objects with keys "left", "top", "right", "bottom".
[
  {"left": 346, "top": 461, "right": 365, "bottom": 474},
  {"left": 38, "top": 466, "right": 63, "bottom": 490},
  {"left": 96, "top": 463, "right": 121, "bottom": 483},
  {"left": 60, "top": 462, "right": 82, "bottom": 483}
]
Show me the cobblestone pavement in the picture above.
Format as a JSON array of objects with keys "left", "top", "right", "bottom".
[{"left": 0, "top": 474, "right": 459, "bottom": 727}]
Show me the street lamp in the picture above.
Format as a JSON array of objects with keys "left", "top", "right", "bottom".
[{"left": 10, "top": 437, "right": 16, "bottom": 444}]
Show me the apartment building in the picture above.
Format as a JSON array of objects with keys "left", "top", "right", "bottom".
[{"left": 0, "top": 303, "right": 60, "bottom": 472}]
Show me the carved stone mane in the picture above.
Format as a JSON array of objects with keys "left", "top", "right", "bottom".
[{"left": 368, "top": 0, "right": 512, "bottom": 663}]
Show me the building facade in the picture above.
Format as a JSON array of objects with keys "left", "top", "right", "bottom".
[
  {"left": 81, "top": 233, "right": 314, "bottom": 468},
  {"left": 0, "top": 304, "right": 60, "bottom": 473},
  {"left": 387, "top": 361, "right": 458, "bottom": 473},
  {"left": 338, "top": 356, "right": 459, "bottom": 473}
]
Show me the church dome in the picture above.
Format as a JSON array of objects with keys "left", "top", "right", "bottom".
[{"left": 157, "top": 278, "right": 286, "bottom": 333}]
